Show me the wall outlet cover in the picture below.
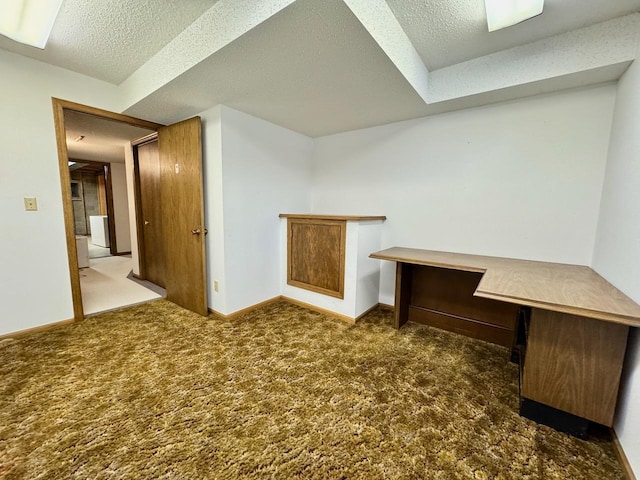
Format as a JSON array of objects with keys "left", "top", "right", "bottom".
[{"left": 24, "top": 197, "right": 38, "bottom": 211}]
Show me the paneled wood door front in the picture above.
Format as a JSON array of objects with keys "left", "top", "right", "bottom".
[
  {"left": 137, "top": 139, "right": 165, "bottom": 288},
  {"left": 158, "top": 117, "right": 208, "bottom": 316}
]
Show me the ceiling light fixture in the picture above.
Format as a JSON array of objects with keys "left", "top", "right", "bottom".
[
  {"left": 0, "top": 0, "right": 64, "bottom": 49},
  {"left": 485, "top": 0, "right": 544, "bottom": 32}
]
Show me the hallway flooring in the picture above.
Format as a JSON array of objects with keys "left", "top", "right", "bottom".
[{"left": 80, "top": 256, "right": 164, "bottom": 315}]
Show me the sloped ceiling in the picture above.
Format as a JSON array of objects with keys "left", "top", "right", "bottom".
[{"left": 1, "top": 0, "right": 639, "bottom": 137}]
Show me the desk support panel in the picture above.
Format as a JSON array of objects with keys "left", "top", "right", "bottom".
[
  {"left": 394, "top": 263, "right": 518, "bottom": 347},
  {"left": 522, "top": 309, "right": 629, "bottom": 426},
  {"left": 395, "top": 262, "right": 412, "bottom": 329}
]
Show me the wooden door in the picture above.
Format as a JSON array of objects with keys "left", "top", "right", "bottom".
[
  {"left": 158, "top": 117, "right": 208, "bottom": 316},
  {"left": 137, "top": 140, "right": 165, "bottom": 288}
]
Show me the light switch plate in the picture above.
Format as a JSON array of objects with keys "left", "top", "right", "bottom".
[{"left": 24, "top": 197, "right": 38, "bottom": 211}]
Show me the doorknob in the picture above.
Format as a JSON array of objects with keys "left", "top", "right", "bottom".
[
  {"left": 144, "top": 221, "right": 150, "bottom": 225},
  {"left": 191, "top": 228, "right": 201, "bottom": 235}
]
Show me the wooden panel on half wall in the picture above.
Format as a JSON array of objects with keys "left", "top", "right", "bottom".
[
  {"left": 158, "top": 117, "right": 208, "bottom": 316},
  {"left": 287, "top": 218, "right": 346, "bottom": 298}
]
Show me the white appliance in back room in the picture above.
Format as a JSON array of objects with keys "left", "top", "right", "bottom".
[
  {"left": 89, "top": 215, "right": 110, "bottom": 248},
  {"left": 75, "top": 236, "right": 89, "bottom": 268}
]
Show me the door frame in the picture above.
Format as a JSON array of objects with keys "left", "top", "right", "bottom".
[{"left": 52, "top": 98, "right": 163, "bottom": 321}]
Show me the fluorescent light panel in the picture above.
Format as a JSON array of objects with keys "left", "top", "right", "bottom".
[
  {"left": 485, "top": 0, "right": 544, "bottom": 32},
  {"left": 0, "top": 0, "right": 64, "bottom": 48}
]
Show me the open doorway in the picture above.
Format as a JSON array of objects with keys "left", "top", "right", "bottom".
[
  {"left": 53, "top": 99, "right": 209, "bottom": 321},
  {"left": 55, "top": 101, "right": 165, "bottom": 316}
]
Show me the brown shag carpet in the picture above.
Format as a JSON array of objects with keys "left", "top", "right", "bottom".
[{"left": 0, "top": 300, "right": 623, "bottom": 479}]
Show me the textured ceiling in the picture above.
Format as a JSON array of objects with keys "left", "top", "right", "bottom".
[
  {"left": 0, "top": 0, "right": 219, "bottom": 84},
  {"left": 387, "top": 0, "right": 640, "bottom": 70},
  {"left": 1, "top": 0, "right": 639, "bottom": 137},
  {"left": 124, "top": 0, "right": 428, "bottom": 136},
  {"left": 122, "top": 3, "right": 639, "bottom": 136},
  {"left": 65, "top": 110, "right": 155, "bottom": 163}
]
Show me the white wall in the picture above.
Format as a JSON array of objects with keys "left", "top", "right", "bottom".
[
  {"left": 592, "top": 58, "right": 640, "bottom": 476},
  {"left": 218, "top": 106, "right": 314, "bottom": 315},
  {"left": 311, "top": 85, "right": 617, "bottom": 305},
  {"left": 200, "top": 106, "right": 226, "bottom": 314},
  {"left": 0, "top": 50, "right": 120, "bottom": 336},
  {"left": 110, "top": 162, "right": 131, "bottom": 253}
]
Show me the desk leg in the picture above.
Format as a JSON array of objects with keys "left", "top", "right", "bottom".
[{"left": 395, "top": 262, "right": 412, "bottom": 329}]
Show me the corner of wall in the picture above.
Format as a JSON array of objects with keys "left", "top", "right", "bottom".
[
  {"left": 589, "top": 33, "right": 640, "bottom": 479},
  {"left": 199, "top": 104, "right": 227, "bottom": 314}
]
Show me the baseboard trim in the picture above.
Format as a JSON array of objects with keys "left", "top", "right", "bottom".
[
  {"left": 208, "top": 297, "right": 388, "bottom": 325},
  {"left": 355, "top": 303, "right": 381, "bottom": 321},
  {"left": 282, "top": 297, "right": 356, "bottom": 324},
  {"left": 0, "top": 318, "right": 75, "bottom": 341},
  {"left": 208, "top": 296, "right": 282, "bottom": 319},
  {"left": 612, "top": 429, "right": 637, "bottom": 480},
  {"left": 114, "top": 251, "right": 132, "bottom": 256},
  {"left": 379, "top": 303, "right": 394, "bottom": 312}
]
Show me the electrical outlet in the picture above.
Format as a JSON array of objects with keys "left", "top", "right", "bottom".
[
  {"left": 214, "top": 281, "right": 219, "bottom": 292},
  {"left": 24, "top": 197, "right": 38, "bottom": 211}
]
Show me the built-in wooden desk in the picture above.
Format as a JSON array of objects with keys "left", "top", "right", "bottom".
[{"left": 370, "top": 247, "right": 640, "bottom": 435}]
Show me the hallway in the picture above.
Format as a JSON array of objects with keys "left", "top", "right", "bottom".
[{"left": 80, "top": 256, "right": 165, "bottom": 315}]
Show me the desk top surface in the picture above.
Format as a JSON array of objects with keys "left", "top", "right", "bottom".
[{"left": 370, "top": 247, "right": 640, "bottom": 327}]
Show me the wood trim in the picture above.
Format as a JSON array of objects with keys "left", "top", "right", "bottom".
[
  {"left": 97, "top": 173, "right": 108, "bottom": 215},
  {"left": 379, "top": 303, "right": 395, "bottom": 311},
  {"left": 104, "top": 163, "right": 118, "bottom": 255},
  {"left": 52, "top": 98, "right": 164, "bottom": 322},
  {"left": 281, "top": 296, "right": 356, "bottom": 324},
  {"left": 208, "top": 297, "right": 283, "bottom": 319},
  {"left": 280, "top": 214, "right": 386, "bottom": 222},
  {"left": 132, "top": 132, "right": 158, "bottom": 147},
  {"left": 355, "top": 303, "right": 380, "bottom": 321},
  {"left": 208, "top": 296, "right": 383, "bottom": 324},
  {"left": 132, "top": 143, "right": 147, "bottom": 280},
  {"left": 286, "top": 281, "right": 345, "bottom": 299},
  {"left": 52, "top": 98, "right": 163, "bottom": 130},
  {"left": 114, "top": 251, "right": 132, "bottom": 256},
  {"left": 53, "top": 99, "right": 84, "bottom": 322},
  {"left": 0, "top": 318, "right": 74, "bottom": 341},
  {"left": 612, "top": 429, "right": 637, "bottom": 480}
]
